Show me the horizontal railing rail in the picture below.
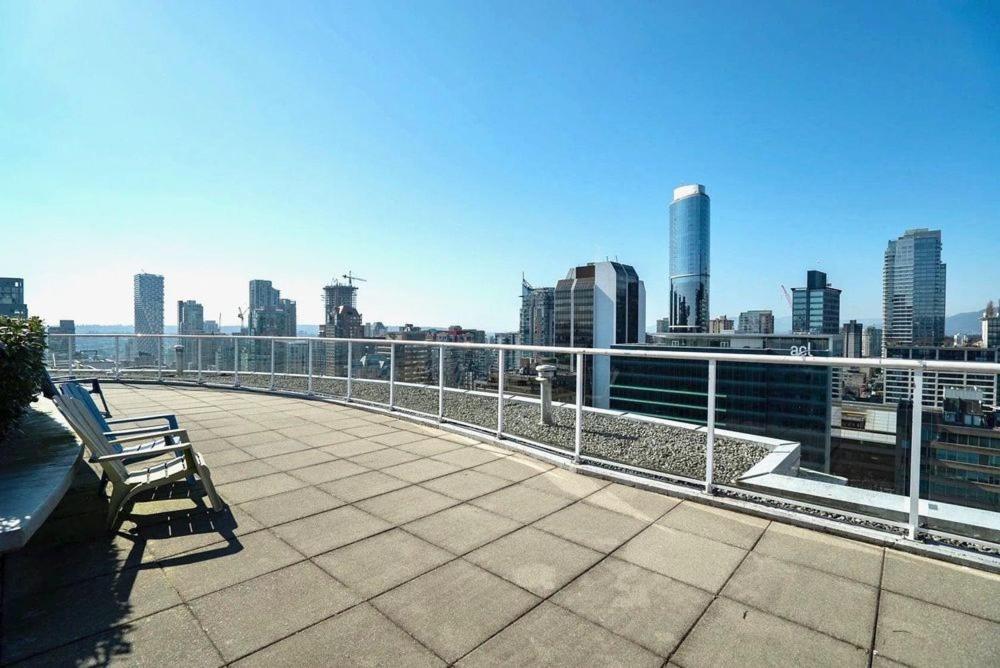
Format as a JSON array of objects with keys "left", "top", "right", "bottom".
[{"left": 45, "top": 332, "right": 1000, "bottom": 553}]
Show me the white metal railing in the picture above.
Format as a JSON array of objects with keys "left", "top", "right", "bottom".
[{"left": 45, "top": 332, "right": 1000, "bottom": 546}]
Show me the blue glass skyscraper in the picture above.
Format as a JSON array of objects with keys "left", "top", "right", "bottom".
[
  {"left": 669, "top": 184, "right": 710, "bottom": 332},
  {"left": 883, "top": 229, "right": 946, "bottom": 348}
]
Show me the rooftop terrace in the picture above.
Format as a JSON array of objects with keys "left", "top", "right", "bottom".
[{"left": 4, "top": 384, "right": 1000, "bottom": 666}]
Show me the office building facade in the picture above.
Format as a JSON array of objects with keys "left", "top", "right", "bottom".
[
  {"left": 883, "top": 228, "right": 946, "bottom": 348},
  {"left": 0, "top": 278, "right": 27, "bottom": 318},
  {"left": 884, "top": 346, "right": 999, "bottom": 411},
  {"left": 862, "top": 326, "right": 883, "bottom": 358},
  {"left": 177, "top": 300, "right": 205, "bottom": 335},
  {"left": 982, "top": 302, "right": 999, "bottom": 348},
  {"left": 612, "top": 333, "right": 841, "bottom": 470},
  {"left": 134, "top": 273, "right": 164, "bottom": 362},
  {"left": 842, "top": 320, "right": 863, "bottom": 358},
  {"left": 709, "top": 315, "right": 734, "bottom": 334},
  {"left": 738, "top": 310, "right": 775, "bottom": 334},
  {"left": 791, "top": 270, "right": 841, "bottom": 335},
  {"left": 555, "top": 261, "right": 645, "bottom": 407},
  {"left": 519, "top": 278, "right": 555, "bottom": 365},
  {"left": 247, "top": 280, "right": 296, "bottom": 337},
  {"left": 896, "top": 387, "right": 1000, "bottom": 512},
  {"left": 669, "top": 184, "right": 710, "bottom": 333}
]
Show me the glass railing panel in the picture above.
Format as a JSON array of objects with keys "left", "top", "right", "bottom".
[
  {"left": 347, "top": 341, "right": 389, "bottom": 405},
  {"left": 392, "top": 345, "right": 438, "bottom": 417},
  {"left": 309, "top": 340, "right": 347, "bottom": 398},
  {"left": 440, "top": 346, "right": 498, "bottom": 432}
]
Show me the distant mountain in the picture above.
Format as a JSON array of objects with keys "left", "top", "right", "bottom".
[{"left": 946, "top": 311, "right": 983, "bottom": 336}]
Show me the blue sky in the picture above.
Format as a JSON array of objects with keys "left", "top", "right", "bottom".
[{"left": 2, "top": 1, "right": 998, "bottom": 331}]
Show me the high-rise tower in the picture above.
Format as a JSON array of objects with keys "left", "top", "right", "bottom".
[
  {"left": 669, "top": 184, "right": 710, "bottom": 332},
  {"left": 134, "top": 273, "right": 164, "bottom": 362},
  {"left": 883, "top": 229, "right": 946, "bottom": 347}
]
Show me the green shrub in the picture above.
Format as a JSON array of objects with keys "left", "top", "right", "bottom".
[{"left": 0, "top": 316, "right": 46, "bottom": 438}]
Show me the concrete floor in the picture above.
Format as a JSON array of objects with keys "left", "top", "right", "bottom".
[{"left": 3, "top": 383, "right": 1000, "bottom": 667}]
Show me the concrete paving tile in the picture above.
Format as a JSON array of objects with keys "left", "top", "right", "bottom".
[
  {"left": 397, "top": 437, "right": 465, "bottom": 456},
  {"left": 429, "top": 446, "right": 503, "bottom": 469},
  {"left": 287, "top": 458, "right": 370, "bottom": 484},
  {"left": 420, "top": 469, "right": 511, "bottom": 501},
  {"left": 672, "top": 597, "right": 869, "bottom": 667},
  {"left": 470, "top": 483, "right": 574, "bottom": 523},
  {"left": 553, "top": 557, "right": 712, "bottom": 657},
  {"left": 875, "top": 591, "right": 1000, "bottom": 667},
  {"left": 314, "top": 529, "right": 453, "bottom": 598},
  {"left": 319, "top": 438, "right": 387, "bottom": 458},
  {"left": 232, "top": 603, "right": 443, "bottom": 667},
  {"left": 613, "top": 523, "right": 746, "bottom": 593},
  {"left": 276, "top": 423, "right": 332, "bottom": 438},
  {"left": 881, "top": 549, "right": 1000, "bottom": 622},
  {"left": 458, "top": 601, "right": 661, "bottom": 667},
  {"left": 348, "top": 447, "right": 423, "bottom": 469},
  {"left": 14, "top": 604, "right": 223, "bottom": 668},
  {"left": 723, "top": 552, "right": 877, "bottom": 647},
  {"left": 657, "top": 501, "right": 769, "bottom": 549},
  {"left": 160, "top": 530, "right": 303, "bottom": 599},
  {"left": 293, "top": 429, "right": 364, "bottom": 447},
  {"left": 357, "top": 486, "right": 459, "bottom": 525},
  {"left": 143, "top": 506, "right": 264, "bottom": 560},
  {"left": 2, "top": 566, "right": 183, "bottom": 662},
  {"left": 203, "top": 447, "right": 254, "bottom": 467},
  {"left": 216, "top": 472, "right": 308, "bottom": 505},
  {"left": 404, "top": 504, "right": 522, "bottom": 555},
  {"left": 271, "top": 505, "right": 392, "bottom": 556},
  {"left": 755, "top": 521, "right": 884, "bottom": 586},
  {"left": 190, "top": 561, "right": 360, "bottom": 662},
  {"left": 372, "top": 560, "right": 539, "bottom": 664},
  {"left": 584, "top": 483, "right": 681, "bottom": 522},
  {"left": 382, "top": 457, "right": 461, "bottom": 483},
  {"left": 237, "top": 486, "right": 343, "bottom": 527},
  {"left": 188, "top": 437, "right": 236, "bottom": 454},
  {"left": 211, "top": 422, "right": 271, "bottom": 438},
  {"left": 344, "top": 424, "right": 398, "bottom": 438},
  {"left": 534, "top": 501, "right": 648, "bottom": 553},
  {"left": 473, "top": 455, "right": 553, "bottom": 481},
  {"left": 210, "top": 459, "right": 279, "bottom": 485},
  {"left": 369, "top": 429, "right": 431, "bottom": 446},
  {"left": 260, "top": 448, "right": 336, "bottom": 471},
  {"left": 3, "top": 532, "right": 152, "bottom": 599},
  {"left": 240, "top": 438, "right": 312, "bottom": 459},
  {"left": 226, "top": 431, "right": 291, "bottom": 448},
  {"left": 466, "top": 526, "right": 603, "bottom": 597},
  {"left": 520, "top": 467, "right": 610, "bottom": 499},
  {"left": 318, "top": 470, "right": 410, "bottom": 503}
]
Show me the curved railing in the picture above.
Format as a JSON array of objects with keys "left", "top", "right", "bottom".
[{"left": 45, "top": 332, "right": 1000, "bottom": 562}]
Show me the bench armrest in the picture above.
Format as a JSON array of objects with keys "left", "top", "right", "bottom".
[
  {"left": 94, "top": 441, "right": 192, "bottom": 462},
  {"left": 106, "top": 413, "right": 178, "bottom": 427},
  {"left": 105, "top": 425, "right": 172, "bottom": 438},
  {"left": 110, "top": 428, "right": 190, "bottom": 445}
]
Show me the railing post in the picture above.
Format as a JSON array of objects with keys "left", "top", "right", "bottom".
[
  {"left": 269, "top": 338, "right": 276, "bottom": 390},
  {"left": 67, "top": 335, "right": 75, "bottom": 376},
  {"left": 113, "top": 336, "right": 120, "bottom": 380},
  {"left": 346, "top": 341, "right": 353, "bottom": 401},
  {"left": 497, "top": 349, "right": 505, "bottom": 438},
  {"left": 438, "top": 347, "right": 445, "bottom": 422},
  {"left": 705, "top": 359, "right": 717, "bottom": 494},
  {"left": 389, "top": 342, "right": 396, "bottom": 409},
  {"left": 307, "top": 339, "right": 314, "bottom": 395},
  {"left": 233, "top": 338, "right": 240, "bottom": 388},
  {"left": 908, "top": 369, "right": 924, "bottom": 540},
  {"left": 157, "top": 338, "right": 163, "bottom": 382},
  {"left": 197, "top": 337, "right": 203, "bottom": 384},
  {"left": 574, "top": 352, "right": 584, "bottom": 464}
]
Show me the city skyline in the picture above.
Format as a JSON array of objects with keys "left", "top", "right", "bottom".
[{"left": 3, "top": 3, "right": 998, "bottom": 330}]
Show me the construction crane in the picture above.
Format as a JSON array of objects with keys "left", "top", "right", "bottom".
[
  {"left": 780, "top": 285, "right": 793, "bottom": 310},
  {"left": 341, "top": 271, "right": 367, "bottom": 286},
  {"left": 236, "top": 306, "right": 247, "bottom": 330}
]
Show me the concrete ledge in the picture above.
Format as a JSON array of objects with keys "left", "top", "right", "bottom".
[{"left": 0, "top": 400, "right": 82, "bottom": 552}]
